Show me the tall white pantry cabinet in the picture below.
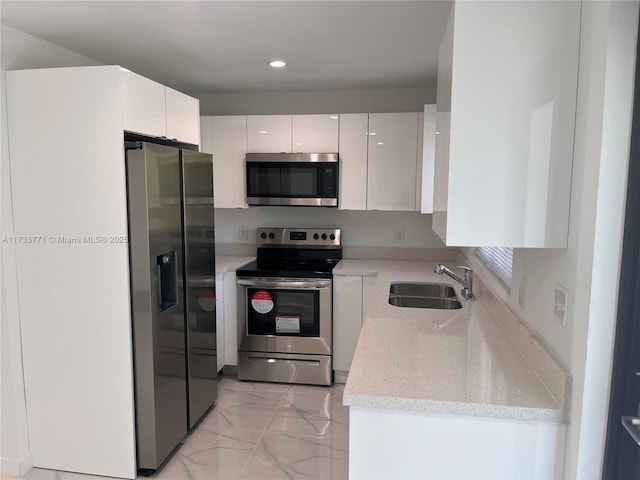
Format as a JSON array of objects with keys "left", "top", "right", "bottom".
[{"left": 6, "top": 65, "right": 201, "bottom": 479}]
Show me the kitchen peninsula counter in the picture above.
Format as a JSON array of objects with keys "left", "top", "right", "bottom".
[
  {"left": 335, "top": 259, "right": 570, "bottom": 479},
  {"left": 334, "top": 259, "right": 569, "bottom": 423}
]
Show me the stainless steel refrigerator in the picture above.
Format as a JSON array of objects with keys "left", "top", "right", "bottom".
[{"left": 125, "top": 140, "right": 217, "bottom": 472}]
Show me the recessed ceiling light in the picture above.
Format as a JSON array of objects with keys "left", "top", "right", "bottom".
[
  {"left": 330, "top": 116, "right": 339, "bottom": 119},
  {"left": 269, "top": 60, "right": 287, "bottom": 68},
  {"left": 259, "top": 131, "right": 269, "bottom": 134},
  {"left": 377, "top": 142, "right": 384, "bottom": 145},
  {"left": 369, "top": 132, "right": 377, "bottom": 136},
  {"left": 435, "top": 131, "right": 441, "bottom": 135}
]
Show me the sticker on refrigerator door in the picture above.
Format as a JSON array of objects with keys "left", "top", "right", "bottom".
[
  {"left": 276, "top": 316, "right": 300, "bottom": 334},
  {"left": 198, "top": 289, "right": 216, "bottom": 311},
  {"left": 251, "top": 290, "right": 274, "bottom": 314}
]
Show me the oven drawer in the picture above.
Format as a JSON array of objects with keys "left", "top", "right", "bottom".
[{"left": 238, "top": 351, "right": 332, "bottom": 386}]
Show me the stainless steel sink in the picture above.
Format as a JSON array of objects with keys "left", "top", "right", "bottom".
[
  {"left": 389, "top": 282, "right": 457, "bottom": 298},
  {"left": 388, "top": 282, "right": 462, "bottom": 310},
  {"left": 388, "top": 296, "right": 462, "bottom": 309}
]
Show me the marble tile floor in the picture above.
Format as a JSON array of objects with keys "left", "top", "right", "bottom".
[{"left": 9, "top": 377, "right": 349, "bottom": 480}]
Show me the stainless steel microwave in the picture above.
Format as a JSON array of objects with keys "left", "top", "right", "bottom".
[{"left": 245, "top": 153, "right": 338, "bottom": 207}]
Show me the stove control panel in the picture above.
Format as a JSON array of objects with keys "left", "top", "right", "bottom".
[{"left": 256, "top": 227, "right": 341, "bottom": 247}]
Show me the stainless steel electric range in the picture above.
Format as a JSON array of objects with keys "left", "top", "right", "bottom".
[{"left": 236, "top": 227, "right": 342, "bottom": 386}]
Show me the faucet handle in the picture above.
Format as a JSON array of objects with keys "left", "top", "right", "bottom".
[{"left": 457, "top": 265, "right": 473, "bottom": 272}]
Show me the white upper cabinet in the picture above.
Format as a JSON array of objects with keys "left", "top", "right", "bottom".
[
  {"left": 367, "top": 112, "right": 419, "bottom": 211},
  {"left": 165, "top": 86, "right": 200, "bottom": 145},
  {"left": 338, "top": 113, "right": 368, "bottom": 210},
  {"left": 210, "top": 115, "right": 248, "bottom": 208},
  {"left": 433, "top": 2, "right": 580, "bottom": 247},
  {"left": 292, "top": 114, "right": 339, "bottom": 152},
  {"left": 421, "top": 106, "right": 436, "bottom": 214},
  {"left": 247, "top": 115, "right": 292, "bottom": 153},
  {"left": 121, "top": 70, "right": 200, "bottom": 145},
  {"left": 122, "top": 70, "right": 166, "bottom": 138}
]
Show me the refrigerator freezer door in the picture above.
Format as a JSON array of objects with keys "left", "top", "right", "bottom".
[
  {"left": 127, "top": 142, "right": 188, "bottom": 470},
  {"left": 181, "top": 149, "right": 218, "bottom": 428}
]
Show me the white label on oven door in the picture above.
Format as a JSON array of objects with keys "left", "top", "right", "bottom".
[
  {"left": 251, "top": 290, "right": 274, "bottom": 314},
  {"left": 275, "top": 316, "right": 300, "bottom": 334}
]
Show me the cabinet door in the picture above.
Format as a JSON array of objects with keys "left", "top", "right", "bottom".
[
  {"left": 200, "top": 116, "right": 213, "bottom": 154},
  {"left": 415, "top": 112, "right": 424, "bottom": 212},
  {"left": 436, "top": 1, "right": 580, "bottom": 247},
  {"left": 333, "top": 275, "right": 363, "bottom": 372},
  {"left": 338, "top": 114, "right": 368, "bottom": 210},
  {"left": 432, "top": 11, "right": 453, "bottom": 242},
  {"left": 421, "top": 106, "right": 436, "bottom": 214},
  {"left": 122, "top": 70, "right": 166, "bottom": 137},
  {"left": 292, "top": 114, "right": 339, "bottom": 152},
  {"left": 247, "top": 115, "right": 292, "bottom": 153},
  {"left": 165, "top": 86, "right": 200, "bottom": 145},
  {"left": 367, "top": 113, "right": 419, "bottom": 211},
  {"left": 224, "top": 272, "right": 241, "bottom": 367},
  {"left": 211, "top": 115, "right": 248, "bottom": 208}
]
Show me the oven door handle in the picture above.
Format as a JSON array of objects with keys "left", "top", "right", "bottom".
[{"left": 237, "top": 278, "right": 331, "bottom": 289}]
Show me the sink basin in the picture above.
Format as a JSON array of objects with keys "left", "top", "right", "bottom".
[
  {"left": 388, "top": 296, "right": 462, "bottom": 309},
  {"left": 388, "top": 282, "right": 462, "bottom": 310},
  {"left": 389, "top": 282, "right": 457, "bottom": 298}
]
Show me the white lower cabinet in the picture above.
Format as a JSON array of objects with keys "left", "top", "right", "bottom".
[
  {"left": 223, "top": 271, "right": 242, "bottom": 367},
  {"left": 333, "top": 275, "right": 363, "bottom": 375},
  {"left": 349, "top": 407, "right": 566, "bottom": 479},
  {"left": 333, "top": 274, "right": 375, "bottom": 380}
]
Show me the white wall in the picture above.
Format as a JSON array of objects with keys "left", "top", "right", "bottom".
[
  {"left": 473, "top": 3, "right": 638, "bottom": 479},
  {"left": 0, "top": 24, "right": 101, "bottom": 476},
  {"left": 214, "top": 208, "right": 445, "bottom": 249},
  {"left": 197, "top": 87, "right": 436, "bottom": 115}
]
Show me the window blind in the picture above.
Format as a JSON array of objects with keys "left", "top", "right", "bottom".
[{"left": 474, "top": 247, "right": 513, "bottom": 292}]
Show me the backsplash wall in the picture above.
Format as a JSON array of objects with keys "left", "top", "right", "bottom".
[{"left": 213, "top": 208, "right": 447, "bottom": 250}]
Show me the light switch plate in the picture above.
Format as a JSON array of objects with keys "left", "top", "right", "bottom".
[
  {"left": 554, "top": 283, "right": 568, "bottom": 327},
  {"left": 394, "top": 229, "right": 405, "bottom": 243},
  {"left": 239, "top": 226, "right": 248, "bottom": 241}
]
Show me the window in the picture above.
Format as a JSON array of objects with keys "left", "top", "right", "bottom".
[{"left": 474, "top": 247, "right": 513, "bottom": 292}]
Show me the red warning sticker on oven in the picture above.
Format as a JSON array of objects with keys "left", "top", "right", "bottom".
[{"left": 251, "top": 290, "right": 274, "bottom": 314}]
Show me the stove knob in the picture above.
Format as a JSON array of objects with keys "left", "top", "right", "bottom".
[
  {"left": 313, "top": 233, "right": 319, "bottom": 240},
  {"left": 330, "top": 233, "right": 336, "bottom": 240},
  {"left": 269, "top": 232, "right": 275, "bottom": 240},
  {"left": 321, "top": 233, "right": 327, "bottom": 240},
  {"left": 260, "top": 232, "right": 267, "bottom": 239}
]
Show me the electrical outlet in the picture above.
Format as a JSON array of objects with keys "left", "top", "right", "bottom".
[
  {"left": 394, "top": 229, "right": 405, "bottom": 243},
  {"left": 554, "top": 283, "right": 568, "bottom": 327},
  {"left": 239, "top": 226, "right": 248, "bottom": 241},
  {"left": 518, "top": 276, "right": 527, "bottom": 309}
]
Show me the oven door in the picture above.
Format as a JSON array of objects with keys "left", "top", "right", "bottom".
[{"left": 237, "top": 277, "right": 332, "bottom": 355}]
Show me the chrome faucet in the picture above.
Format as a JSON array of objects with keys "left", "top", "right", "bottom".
[{"left": 434, "top": 264, "right": 475, "bottom": 301}]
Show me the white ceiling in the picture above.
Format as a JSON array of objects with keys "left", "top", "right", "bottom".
[{"left": 0, "top": 1, "right": 452, "bottom": 95}]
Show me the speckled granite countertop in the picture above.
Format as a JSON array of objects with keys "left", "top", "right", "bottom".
[{"left": 336, "top": 259, "right": 568, "bottom": 423}]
